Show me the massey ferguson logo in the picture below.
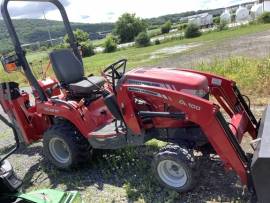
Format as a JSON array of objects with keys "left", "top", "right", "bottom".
[
  {"left": 44, "top": 107, "right": 60, "bottom": 113},
  {"left": 179, "top": 99, "right": 201, "bottom": 111}
]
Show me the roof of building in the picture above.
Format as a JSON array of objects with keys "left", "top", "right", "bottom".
[{"left": 187, "top": 13, "right": 212, "bottom": 19}]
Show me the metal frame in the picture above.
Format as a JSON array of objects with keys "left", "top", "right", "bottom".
[{"left": 0, "top": 0, "right": 82, "bottom": 101}]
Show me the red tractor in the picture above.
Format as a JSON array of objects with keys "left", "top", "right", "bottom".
[{"left": 0, "top": 0, "right": 269, "bottom": 202}]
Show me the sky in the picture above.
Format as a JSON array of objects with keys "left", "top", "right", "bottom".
[{"left": 3, "top": 0, "right": 254, "bottom": 23}]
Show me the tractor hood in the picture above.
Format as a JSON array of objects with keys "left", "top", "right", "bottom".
[{"left": 123, "top": 67, "right": 209, "bottom": 97}]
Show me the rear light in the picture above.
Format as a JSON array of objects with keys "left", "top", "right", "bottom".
[
  {"left": 181, "top": 89, "right": 208, "bottom": 98},
  {"left": 1, "top": 54, "right": 21, "bottom": 73}
]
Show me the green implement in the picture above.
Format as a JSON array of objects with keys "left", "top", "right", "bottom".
[{"left": 17, "top": 190, "right": 83, "bottom": 203}]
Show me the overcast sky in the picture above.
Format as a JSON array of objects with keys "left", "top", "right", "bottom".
[{"left": 4, "top": 0, "right": 253, "bottom": 23}]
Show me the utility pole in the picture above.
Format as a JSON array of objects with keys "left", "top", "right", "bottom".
[{"left": 43, "top": 10, "right": 53, "bottom": 47}]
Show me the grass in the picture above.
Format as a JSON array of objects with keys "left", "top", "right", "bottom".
[
  {"left": 147, "top": 28, "right": 161, "bottom": 38},
  {"left": 198, "top": 56, "right": 270, "bottom": 96},
  {"left": 1, "top": 23, "right": 270, "bottom": 86},
  {"left": 0, "top": 129, "right": 12, "bottom": 139},
  {"left": 92, "top": 38, "right": 107, "bottom": 47}
]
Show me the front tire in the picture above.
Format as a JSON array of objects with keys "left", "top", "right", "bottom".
[
  {"left": 43, "top": 122, "right": 92, "bottom": 170},
  {"left": 152, "top": 144, "right": 197, "bottom": 193}
]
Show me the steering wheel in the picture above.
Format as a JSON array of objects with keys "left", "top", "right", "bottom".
[
  {"left": 103, "top": 59, "right": 127, "bottom": 81},
  {"left": 102, "top": 59, "right": 127, "bottom": 93}
]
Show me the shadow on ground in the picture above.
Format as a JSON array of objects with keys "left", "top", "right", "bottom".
[{"left": 10, "top": 142, "right": 252, "bottom": 203}]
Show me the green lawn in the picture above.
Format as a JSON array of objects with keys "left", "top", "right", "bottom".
[
  {"left": 147, "top": 28, "right": 161, "bottom": 38},
  {"left": 92, "top": 38, "right": 107, "bottom": 47},
  {"left": 83, "top": 23, "right": 270, "bottom": 75},
  {"left": 1, "top": 23, "right": 270, "bottom": 86}
]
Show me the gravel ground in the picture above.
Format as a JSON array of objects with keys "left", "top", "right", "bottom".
[
  {"left": 3, "top": 138, "right": 258, "bottom": 203},
  {"left": 1, "top": 30, "right": 270, "bottom": 202},
  {"left": 159, "top": 29, "right": 270, "bottom": 68}
]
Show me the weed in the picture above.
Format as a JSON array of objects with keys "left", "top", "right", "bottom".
[{"left": 197, "top": 56, "right": 270, "bottom": 96}]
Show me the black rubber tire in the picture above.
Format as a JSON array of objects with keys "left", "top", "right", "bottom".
[
  {"left": 43, "top": 121, "right": 92, "bottom": 170},
  {"left": 152, "top": 144, "right": 197, "bottom": 193}
]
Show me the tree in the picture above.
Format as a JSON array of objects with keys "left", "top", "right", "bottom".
[
  {"left": 104, "top": 35, "right": 117, "bottom": 53},
  {"left": 154, "top": 39, "right": 161, "bottom": 45},
  {"left": 184, "top": 23, "right": 201, "bottom": 38},
  {"left": 161, "top": 21, "right": 172, "bottom": 34},
  {"left": 135, "top": 32, "right": 150, "bottom": 47},
  {"left": 258, "top": 12, "right": 270, "bottom": 24},
  {"left": 213, "top": 16, "right": 220, "bottom": 25},
  {"left": 178, "top": 23, "right": 188, "bottom": 30},
  {"left": 114, "top": 13, "right": 147, "bottom": 43},
  {"left": 64, "top": 29, "right": 89, "bottom": 44},
  {"left": 217, "top": 20, "right": 228, "bottom": 31},
  {"left": 80, "top": 40, "right": 95, "bottom": 57}
]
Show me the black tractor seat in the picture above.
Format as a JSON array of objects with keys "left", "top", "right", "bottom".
[
  {"left": 49, "top": 49, "right": 105, "bottom": 95},
  {"left": 69, "top": 76, "right": 104, "bottom": 95}
]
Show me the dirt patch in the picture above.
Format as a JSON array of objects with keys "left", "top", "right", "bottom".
[
  {"left": 159, "top": 30, "right": 270, "bottom": 68},
  {"left": 150, "top": 43, "right": 202, "bottom": 59}
]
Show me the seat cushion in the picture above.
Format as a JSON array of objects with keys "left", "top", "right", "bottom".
[{"left": 69, "top": 76, "right": 105, "bottom": 94}]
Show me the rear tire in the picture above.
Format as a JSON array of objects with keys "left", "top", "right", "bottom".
[
  {"left": 152, "top": 144, "right": 197, "bottom": 193},
  {"left": 43, "top": 122, "right": 92, "bottom": 170}
]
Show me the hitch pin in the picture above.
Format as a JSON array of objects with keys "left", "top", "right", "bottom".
[{"left": 250, "top": 138, "right": 261, "bottom": 151}]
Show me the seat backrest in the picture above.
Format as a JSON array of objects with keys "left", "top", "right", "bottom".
[{"left": 49, "top": 49, "right": 84, "bottom": 84}]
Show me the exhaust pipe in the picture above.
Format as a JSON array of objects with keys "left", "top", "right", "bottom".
[{"left": 251, "top": 105, "right": 270, "bottom": 203}]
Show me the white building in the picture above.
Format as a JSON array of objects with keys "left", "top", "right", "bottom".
[
  {"left": 251, "top": 3, "right": 263, "bottom": 19},
  {"left": 188, "top": 17, "right": 201, "bottom": 26},
  {"left": 188, "top": 13, "right": 213, "bottom": 27},
  {"left": 260, "top": 0, "right": 270, "bottom": 11},
  {"left": 236, "top": 6, "right": 250, "bottom": 22}
]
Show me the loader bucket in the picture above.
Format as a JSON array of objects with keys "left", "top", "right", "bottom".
[{"left": 251, "top": 105, "right": 270, "bottom": 203}]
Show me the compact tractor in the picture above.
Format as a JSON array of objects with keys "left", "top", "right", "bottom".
[{"left": 0, "top": 0, "right": 270, "bottom": 202}]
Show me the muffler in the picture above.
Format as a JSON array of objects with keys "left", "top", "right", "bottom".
[{"left": 251, "top": 105, "right": 270, "bottom": 203}]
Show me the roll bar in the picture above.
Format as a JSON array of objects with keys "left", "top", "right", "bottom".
[{"left": 0, "top": 0, "right": 82, "bottom": 102}]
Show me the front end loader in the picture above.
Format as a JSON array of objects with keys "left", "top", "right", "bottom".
[{"left": 0, "top": 0, "right": 270, "bottom": 202}]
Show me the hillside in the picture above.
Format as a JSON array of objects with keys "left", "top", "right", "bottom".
[{"left": 0, "top": 19, "right": 114, "bottom": 52}]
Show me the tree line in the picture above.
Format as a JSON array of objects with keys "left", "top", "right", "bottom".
[{"left": 0, "top": 19, "right": 114, "bottom": 52}]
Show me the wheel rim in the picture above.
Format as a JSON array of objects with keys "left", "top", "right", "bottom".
[
  {"left": 157, "top": 160, "right": 188, "bottom": 188},
  {"left": 49, "top": 137, "right": 71, "bottom": 164}
]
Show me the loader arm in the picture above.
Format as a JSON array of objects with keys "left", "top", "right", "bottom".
[
  {"left": 180, "top": 69, "right": 258, "bottom": 139},
  {"left": 118, "top": 81, "right": 257, "bottom": 186}
]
